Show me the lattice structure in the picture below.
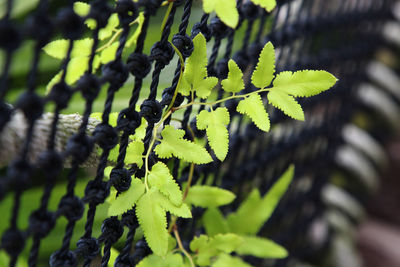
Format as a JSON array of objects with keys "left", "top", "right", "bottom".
[{"left": 0, "top": 0, "right": 399, "bottom": 266}]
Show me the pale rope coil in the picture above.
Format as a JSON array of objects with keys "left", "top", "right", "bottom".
[{"left": 0, "top": 111, "right": 100, "bottom": 168}]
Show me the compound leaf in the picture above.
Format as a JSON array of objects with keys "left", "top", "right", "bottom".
[
  {"left": 148, "top": 162, "right": 183, "bottom": 206},
  {"left": 196, "top": 107, "right": 230, "bottom": 161},
  {"left": 252, "top": 42, "right": 275, "bottom": 89},
  {"left": 186, "top": 185, "right": 235, "bottom": 208},
  {"left": 273, "top": 70, "right": 338, "bottom": 97},
  {"left": 237, "top": 94, "right": 270, "bottom": 132},
  {"left": 221, "top": 59, "right": 244, "bottom": 93},
  {"left": 203, "top": 208, "right": 229, "bottom": 236},
  {"left": 155, "top": 126, "right": 212, "bottom": 164},
  {"left": 236, "top": 236, "right": 288, "bottom": 259},
  {"left": 108, "top": 178, "right": 145, "bottom": 216},
  {"left": 136, "top": 189, "right": 168, "bottom": 256},
  {"left": 267, "top": 90, "right": 304, "bottom": 121},
  {"left": 250, "top": 0, "right": 277, "bottom": 12},
  {"left": 212, "top": 254, "right": 253, "bottom": 267}
]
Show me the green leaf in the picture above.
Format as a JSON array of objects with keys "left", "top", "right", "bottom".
[
  {"left": 212, "top": 254, "right": 253, "bottom": 267},
  {"left": 179, "top": 33, "right": 217, "bottom": 99},
  {"left": 221, "top": 59, "right": 244, "bottom": 93},
  {"left": 136, "top": 189, "right": 168, "bottom": 256},
  {"left": 190, "top": 234, "right": 243, "bottom": 266},
  {"left": 190, "top": 235, "right": 209, "bottom": 252},
  {"left": 148, "top": 162, "right": 183, "bottom": 206},
  {"left": 125, "top": 140, "right": 144, "bottom": 167},
  {"left": 130, "top": 117, "right": 147, "bottom": 141},
  {"left": 99, "top": 13, "right": 119, "bottom": 40},
  {"left": 228, "top": 166, "right": 294, "bottom": 235},
  {"left": 100, "top": 42, "right": 119, "bottom": 64},
  {"left": 236, "top": 236, "right": 288, "bottom": 259},
  {"left": 108, "top": 178, "right": 145, "bottom": 216},
  {"left": 252, "top": 42, "right": 275, "bottom": 89},
  {"left": 237, "top": 94, "right": 270, "bottom": 132},
  {"left": 155, "top": 125, "right": 212, "bottom": 164},
  {"left": 127, "top": 12, "right": 146, "bottom": 47},
  {"left": 73, "top": 2, "right": 90, "bottom": 16},
  {"left": 202, "top": 0, "right": 239, "bottom": 28},
  {"left": 203, "top": 208, "right": 229, "bottom": 236},
  {"left": 272, "top": 70, "right": 338, "bottom": 97},
  {"left": 210, "top": 233, "right": 243, "bottom": 253},
  {"left": 155, "top": 192, "right": 192, "bottom": 218},
  {"left": 65, "top": 55, "right": 101, "bottom": 84},
  {"left": 137, "top": 253, "right": 184, "bottom": 267},
  {"left": 43, "top": 38, "right": 94, "bottom": 59},
  {"left": 107, "top": 247, "right": 119, "bottom": 267},
  {"left": 196, "top": 107, "right": 230, "bottom": 161},
  {"left": 250, "top": 0, "right": 277, "bottom": 12},
  {"left": 226, "top": 189, "right": 262, "bottom": 234},
  {"left": 196, "top": 76, "right": 218, "bottom": 99},
  {"left": 0, "top": 251, "right": 28, "bottom": 267},
  {"left": 267, "top": 90, "right": 304, "bottom": 121},
  {"left": 185, "top": 185, "right": 235, "bottom": 208}
]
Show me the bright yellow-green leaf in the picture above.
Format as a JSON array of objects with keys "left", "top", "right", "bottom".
[
  {"left": 190, "top": 234, "right": 209, "bottom": 252},
  {"left": 108, "top": 178, "right": 145, "bottom": 216},
  {"left": 66, "top": 55, "right": 101, "bottom": 84},
  {"left": 130, "top": 117, "right": 147, "bottom": 141},
  {"left": 196, "top": 76, "right": 218, "bottom": 99},
  {"left": 221, "top": 59, "right": 244, "bottom": 93},
  {"left": 212, "top": 254, "right": 253, "bottom": 267},
  {"left": 127, "top": 12, "right": 145, "bottom": 47},
  {"left": 202, "top": 0, "right": 239, "bottom": 28},
  {"left": 73, "top": 2, "right": 90, "bottom": 16},
  {"left": 43, "top": 38, "right": 94, "bottom": 59},
  {"left": 154, "top": 126, "right": 212, "bottom": 164},
  {"left": 251, "top": 0, "right": 276, "bottom": 12},
  {"left": 100, "top": 42, "right": 119, "bottom": 64},
  {"left": 252, "top": 42, "right": 275, "bottom": 89},
  {"left": 203, "top": 208, "right": 229, "bottom": 236},
  {"left": 226, "top": 189, "right": 262, "bottom": 234},
  {"left": 99, "top": 13, "right": 119, "bottom": 40},
  {"left": 190, "top": 234, "right": 244, "bottom": 266},
  {"left": 136, "top": 189, "right": 168, "bottom": 256},
  {"left": 148, "top": 162, "right": 183, "bottom": 206},
  {"left": 155, "top": 191, "right": 192, "bottom": 218},
  {"left": 210, "top": 233, "right": 243, "bottom": 253},
  {"left": 137, "top": 252, "right": 184, "bottom": 267},
  {"left": 179, "top": 33, "right": 216, "bottom": 99},
  {"left": 125, "top": 140, "right": 144, "bottom": 167},
  {"left": 272, "top": 70, "right": 338, "bottom": 97},
  {"left": 267, "top": 90, "right": 304, "bottom": 121},
  {"left": 228, "top": 166, "right": 294, "bottom": 235},
  {"left": 237, "top": 94, "right": 270, "bottom": 132},
  {"left": 197, "top": 107, "right": 230, "bottom": 161},
  {"left": 185, "top": 185, "right": 235, "bottom": 208},
  {"left": 236, "top": 236, "right": 288, "bottom": 259}
]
